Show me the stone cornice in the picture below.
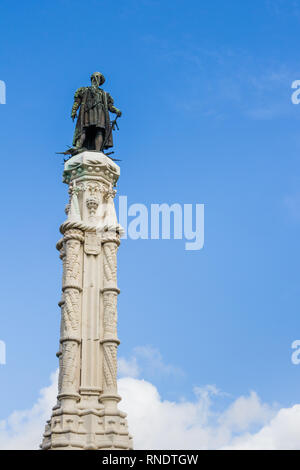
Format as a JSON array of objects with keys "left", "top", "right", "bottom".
[{"left": 63, "top": 151, "right": 120, "bottom": 187}]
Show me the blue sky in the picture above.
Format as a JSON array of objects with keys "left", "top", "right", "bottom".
[{"left": 1, "top": 0, "right": 300, "bottom": 446}]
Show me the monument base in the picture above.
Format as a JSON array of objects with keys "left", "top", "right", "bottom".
[{"left": 41, "top": 403, "right": 133, "bottom": 450}]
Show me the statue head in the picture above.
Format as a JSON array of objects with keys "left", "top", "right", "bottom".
[{"left": 90, "top": 72, "right": 105, "bottom": 87}]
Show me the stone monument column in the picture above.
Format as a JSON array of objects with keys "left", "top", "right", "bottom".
[{"left": 41, "top": 151, "right": 133, "bottom": 450}]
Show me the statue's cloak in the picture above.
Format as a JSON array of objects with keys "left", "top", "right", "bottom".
[{"left": 72, "top": 87, "right": 114, "bottom": 149}]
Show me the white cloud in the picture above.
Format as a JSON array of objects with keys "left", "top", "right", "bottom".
[
  {"left": 118, "top": 346, "right": 184, "bottom": 379},
  {"left": 0, "top": 353, "right": 299, "bottom": 450},
  {"left": 222, "top": 405, "right": 300, "bottom": 450},
  {"left": 0, "top": 370, "right": 58, "bottom": 450},
  {"left": 218, "top": 391, "right": 276, "bottom": 433},
  {"left": 118, "top": 355, "right": 140, "bottom": 378},
  {"left": 119, "top": 378, "right": 278, "bottom": 450}
]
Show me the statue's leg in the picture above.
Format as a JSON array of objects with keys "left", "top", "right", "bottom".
[
  {"left": 78, "top": 130, "right": 86, "bottom": 149},
  {"left": 95, "top": 129, "right": 104, "bottom": 151}
]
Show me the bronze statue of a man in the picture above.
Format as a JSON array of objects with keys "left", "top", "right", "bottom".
[{"left": 71, "top": 72, "right": 122, "bottom": 152}]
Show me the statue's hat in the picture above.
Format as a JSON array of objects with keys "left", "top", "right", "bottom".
[{"left": 91, "top": 72, "right": 105, "bottom": 86}]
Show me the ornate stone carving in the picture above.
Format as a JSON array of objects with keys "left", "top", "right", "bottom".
[
  {"left": 65, "top": 203, "right": 70, "bottom": 215},
  {"left": 103, "top": 291, "right": 118, "bottom": 337},
  {"left": 103, "top": 187, "right": 117, "bottom": 201},
  {"left": 60, "top": 341, "right": 78, "bottom": 393},
  {"left": 103, "top": 291, "right": 118, "bottom": 336},
  {"left": 103, "top": 242, "right": 117, "bottom": 284},
  {"left": 87, "top": 182, "right": 104, "bottom": 196},
  {"left": 103, "top": 343, "right": 118, "bottom": 392},
  {"left": 62, "top": 151, "right": 120, "bottom": 186},
  {"left": 84, "top": 232, "right": 101, "bottom": 255},
  {"left": 73, "top": 181, "right": 106, "bottom": 196},
  {"left": 62, "top": 289, "right": 80, "bottom": 337},
  {"left": 65, "top": 239, "right": 81, "bottom": 282},
  {"left": 86, "top": 196, "right": 99, "bottom": 217}
]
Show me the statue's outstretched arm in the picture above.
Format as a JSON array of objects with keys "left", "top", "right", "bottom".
[{"left": 107, "top": 93, "right": 122, "bottom": 117}]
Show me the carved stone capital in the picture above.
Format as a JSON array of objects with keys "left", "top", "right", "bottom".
[
  {"left": 63, "top": 151, "right": 120, "bottom": 187},
  {"left": 103, "top": 188, "right": 117, "bottom": 201}
]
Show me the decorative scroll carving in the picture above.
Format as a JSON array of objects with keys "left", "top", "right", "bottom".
[
  {"left": 103, "top": 344, "right": 117, "bottom": 392},
  {"left": 73, "top": 182, "right": 106, "bottom": 196},
  {"left": 103, "top": 188, "right": 117, "bottom": 201},
  {"left": 103, "top": 291, "right": 117, "bottom": 336},
  {"left": 63, "top": 289, "right": 80, "bottom": 336},
  {"left": 65, "top": 239, "right": 81, "bottom": 282},
  {"left": 60, "top": 341, "right": 78, "bottom": 392},
  {"left": 103, "top": 242, "right": 117, "bottom": 284}
]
